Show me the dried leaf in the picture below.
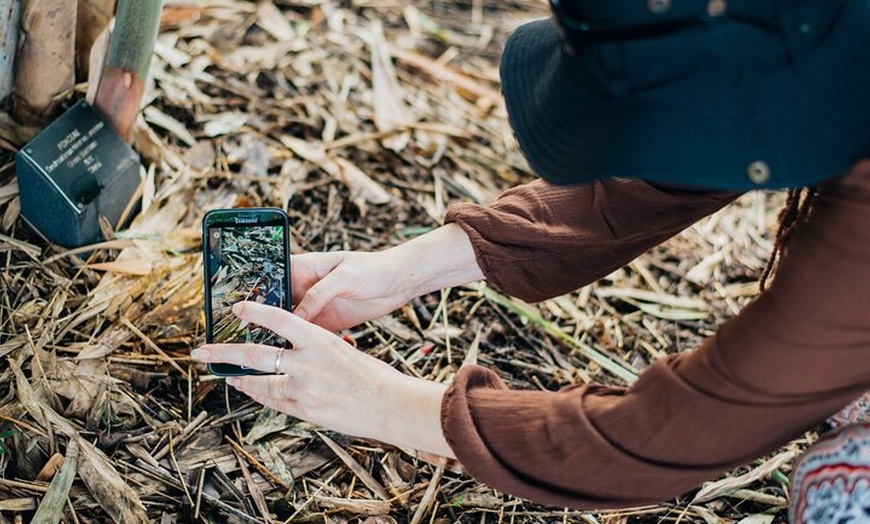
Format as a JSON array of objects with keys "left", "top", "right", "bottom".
[
  {"left": 240, "top": 136, "right": 271, "bottom": 177},
  {"left": 216, "top": 41, "right": 303, "bottom": 72},
  {"left": 736, "top": 515, "right": 775, "bottom": 524},
  {"left": 361, "top": 518, "right": 399, "bottom": 524},
  {"left": 77, "top": 326, "right": 132, "bottom": 360},
  {"left": 333, "top": 157, "right": 392, "bottom": 205},
  {"left": 316, "top": 496, "right": 391, "bottom": 516},
  {"left": 460, "top": 328, "right": 481, "bottom": 369},
  {"left": 391, "top": 47, "right": 502, "bottom": 109},
  {"left": 255, "top": 440, "right": 296, "bottom": 488},
  {"left": 367, "top": 21, "right": 412, "bottom": 151},
  {"left": 10, "top": 357, "right": 50, "bottom": 431},
  {"left": 689, "top": 505, "right": 729, "bottom": 524},
  {"left": 0, "top": 499, "right": 37, "bottom": 512},
  {"left": 76, "top": 436, "right": 149, "bottom": 524},
  {"left": 256, "top": 1, "right": 295, "bottom": 42},
  {"left": 282, "top": 136, "right": 391, "bottom": 205},
  {"left": 87, "top": 259, "right": 154, "bottom": 276},
  {"left": 692, "top": 451, "right": 795, "bottom": 503},
  {"left": 184, "top": 140, "right": 217, "bottom": 171},
  {"left": 0, "top": 180, "right": 18, "bottom": 204},
  {"left": 142, "top": 163, "right": 156, "bottom": 215},
  {"left": 319, "top": 432, "right": 391, "bottom": 502},
  {"left": 50, "top": 359, "right": 109, "bottom": 419},
  {"left": 2, "top": 196, "right": 19, "bottom": 232},
  {"left": 201, "top": 112, "right": 249, "bottom": 137},
  {"left": 450, "top": 491, "right": 513, "bottom": 509},
  {"left": 594, "top": 287, "right": 708, "bottom": 311},
  {"left": 31, "top": 439, "right": 78, "bottom": 524},
  {"left": 154, "top": 36, "right": 191, "bottom": 69},
  {"left": 244, "top": 408, "right": 290, "bottom": 445},
  {"left": 85, "top": 18, "right": 113, "bottom": 104},
  {"left": 143, "top": 106, "right": 197, "bottom": 146}
]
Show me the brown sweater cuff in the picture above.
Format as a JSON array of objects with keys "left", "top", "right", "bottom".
[{"left": 444, "top": 179, "right": 740, "bottom": 302}]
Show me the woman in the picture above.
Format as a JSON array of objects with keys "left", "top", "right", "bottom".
[{"left": 192, "top": 0, "right": 870, "bottom": 520}]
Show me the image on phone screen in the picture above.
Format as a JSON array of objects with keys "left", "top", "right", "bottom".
[{"left": 206, "top": 222, "right": 288, "bottom": 348}]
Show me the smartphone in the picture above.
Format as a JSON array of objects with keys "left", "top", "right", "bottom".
[{"left": 202, "top": 208, "right": 291, "bottom": 375}]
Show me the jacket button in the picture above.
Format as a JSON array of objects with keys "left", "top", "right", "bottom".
[
  {"left": 647, "top": 0, "right": 671, "bottom": 14},
  {"left": 746, "top": 161, "right": 772, "bottom": 184}
]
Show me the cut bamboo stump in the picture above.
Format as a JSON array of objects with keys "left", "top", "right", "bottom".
[
  {"left": 0, "top": 0, "right": 21, "bottom": 101},
  {"left": 12, "top": 0, "right": 78, "bottom": 126}
]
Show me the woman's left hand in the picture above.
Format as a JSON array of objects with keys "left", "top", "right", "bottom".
[{"left": 191, "top": 301, "right": 454, "bottom": 458}]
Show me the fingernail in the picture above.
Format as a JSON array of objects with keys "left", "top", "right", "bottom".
[
  {"left": 191, "top": 348, "right": 210, "bottom": 360},
  {"left": 295, "top": 307, "right": 307, "bottom": 320},
  {"left": 232, "top": 302, "right": 244, "bottom": 315}
]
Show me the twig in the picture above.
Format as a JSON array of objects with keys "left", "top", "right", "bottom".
[
  {"left": 167, "top": 434, "right": 194, "bottom": 507},
  {"left": 410, "top": 466, "right": 443, "bottom": 524},
  {"left": 318, "top": 432, "right": 392, "bottom": 502},
  {"left": 0, "top": 413, "right": 48, "bottom": 437},
  {"left": 283, "top": 469, "right": 342, "bottom": 523},
  {"left": 120, "top": 317, "right": 189, "bottom": 378},
  {"left": 153, "top": 410, "right": 209, "bottom": 461},
  {"left": 232, "top": 445, "right": 272, "bottom": 523},
  {"left": 226, "top": 436, "right": 290, "bottom": 491}
]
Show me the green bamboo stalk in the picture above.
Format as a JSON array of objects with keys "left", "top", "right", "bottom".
[
  {"left": 93, "top": 0, "right": 162, "bottom": 140},
  {"left": 103, "top": 0, "right": 161, "bottom": 79},
  {"left": 474, "top": 283, "right": 639, "bottom": 384}
]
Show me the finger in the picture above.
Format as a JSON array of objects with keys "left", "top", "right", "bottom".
[
  {"left": 247, "top": 391, "right": 299, "bottom": 417},
  {"left": 193, "top": 343, "right": 286, "bottom": 373},
  {"left": 232, "top": 301, "right": 332, "bottom": 348},
  {"left": 228, "top": 375, "right": 296, "bottom": 400},
  {"left": 290, "top": 253, "right": 340, "bottom": 311},
  {"left": 293, "top": 274, "right": 343, "bottom": 322}
]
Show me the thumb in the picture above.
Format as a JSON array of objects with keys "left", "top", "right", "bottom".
[{"left": 294, "top": 277, "right": 341, "bottom": 322}]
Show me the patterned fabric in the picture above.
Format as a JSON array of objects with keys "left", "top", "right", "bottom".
[
  {"left": 829, "top": 391, "right": 870, "bottom": 429},
  {"left": 789, "top": 423, "right": 870, "bottom": 524}
]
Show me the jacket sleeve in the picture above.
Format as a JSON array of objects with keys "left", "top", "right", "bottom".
[
  {"left": 444, "top": 178, "right": 740, "bottom": 302},
  {"left": 440, "top": 161, "right": 870, "bottom": 509}
]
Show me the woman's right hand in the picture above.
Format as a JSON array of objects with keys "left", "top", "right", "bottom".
[{"left": 291, "top": 223, "right": 485, "bottom": 332}]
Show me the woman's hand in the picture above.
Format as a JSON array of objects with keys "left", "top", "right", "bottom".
[
  {"left": 291, "top": 224, "right": 484, "bottom": 332},
  {"left": 191, "top": 301, "right": 455, "bottom": 458},
  {"left": 290, "top": 250, "right": 413, "bottom": 332}
]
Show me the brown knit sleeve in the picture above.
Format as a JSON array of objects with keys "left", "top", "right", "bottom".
[
  {"left": 444, "top": 178, "right": 740, "bottom": 302},
  {"left": 440, "top": 357, "right": 736, "bottom": 509},
  {"left": 440, "top": 161, "right": 870, "bottom": 510}
]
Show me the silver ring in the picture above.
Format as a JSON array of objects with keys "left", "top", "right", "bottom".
[{"left": 274, "top": 348, "right": 285, "bottom": 374}]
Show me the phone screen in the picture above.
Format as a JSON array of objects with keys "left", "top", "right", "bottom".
[{"left": 204, "top": 214, "right": 290, "bottom": 356}]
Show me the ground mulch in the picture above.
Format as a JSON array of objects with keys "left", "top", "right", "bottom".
[{"left": 0, "top": 1, "right": 806, "bottom": 522}]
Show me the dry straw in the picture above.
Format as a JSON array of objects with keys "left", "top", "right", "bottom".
[{"left": 0, "top": 0, "right": 790, "bottom": 522}]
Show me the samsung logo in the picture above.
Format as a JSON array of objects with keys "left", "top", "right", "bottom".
[{"left": 234, "top": 217, "right": 258, "bottom": 224}]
